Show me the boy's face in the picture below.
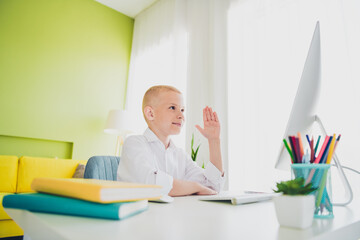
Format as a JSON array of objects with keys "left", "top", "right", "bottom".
[{"left": 147, "top": 91, "right": 185, "bottom": 136}]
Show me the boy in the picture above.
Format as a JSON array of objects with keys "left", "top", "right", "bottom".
[{"left": 117, "top": 85, "right": 225, "bottom": 196}]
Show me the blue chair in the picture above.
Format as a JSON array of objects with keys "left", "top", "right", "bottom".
[{"left": 84, "top": 156, "right": 120, "bottom": 181}]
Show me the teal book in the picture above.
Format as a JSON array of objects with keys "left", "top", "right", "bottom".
[{"left": 3, "top": 193, "right": 148, "bottom": 220}]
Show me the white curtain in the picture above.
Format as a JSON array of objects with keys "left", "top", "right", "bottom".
[
  {"left": 227, "top": 0, "right": 360, "bottom": 193},
  {"left": 125, "top": 0, "right": 188, "bottom": 148},
  {"left": 185, "top": 0, "right": 229, "bottom": 188},
  {"left": 126, "top": 0, "right": 230, "bottom": 188}
]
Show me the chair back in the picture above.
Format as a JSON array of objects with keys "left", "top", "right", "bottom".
[{"left": 84, "top": 156, "right": 120, "bottom": 181}]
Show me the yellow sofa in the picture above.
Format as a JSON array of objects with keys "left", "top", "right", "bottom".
[{"left": 0, "top": 155, "right": 87, "bottom": 238}]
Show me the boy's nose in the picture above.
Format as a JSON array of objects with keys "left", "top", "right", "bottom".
[{"left": 178, "top": 112, "right": 184, "bottom": 120}]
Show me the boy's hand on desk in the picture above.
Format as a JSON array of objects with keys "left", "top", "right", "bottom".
[
  {"left": 196, "top": 184, "right": 217, "bottom": 195},
  {"left": 169, "top": 180, "right": 217, "bottom": 196},
  {"left": 195, "top": 106, "right": 220, "bottom": 141}
]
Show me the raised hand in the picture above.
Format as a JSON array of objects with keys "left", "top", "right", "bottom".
[{"left": 195, "top": 106, "right": 220, "bottom": 141}]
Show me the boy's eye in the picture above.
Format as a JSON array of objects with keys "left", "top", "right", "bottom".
[
  {"left": 169, "top": 106, "right": 175, "bottom": 110},
  {"left": 181, "top": 109, "right": 185, "bottom": 113}
]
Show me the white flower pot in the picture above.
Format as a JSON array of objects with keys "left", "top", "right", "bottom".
[{"left": 273, "top": 195, "right": 315, "bottom": 229}]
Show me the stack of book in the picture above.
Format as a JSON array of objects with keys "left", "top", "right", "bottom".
[{"left": 3, "top": 178, "right": 163, "bottom": 220}]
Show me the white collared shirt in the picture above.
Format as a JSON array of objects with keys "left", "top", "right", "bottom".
[{"left": 117, "top": 128, "right": 225, "bottom": 195}]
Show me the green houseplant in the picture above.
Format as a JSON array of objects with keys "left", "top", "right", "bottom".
[
  {"left": 273, "top": 178, "right": 318, "bottom": 229},
  {"left": 274, "top": 177, "right": 317, "bottom": 195},
  {"left": 191, "top": 134, "right": 204, "bottom": 168}
]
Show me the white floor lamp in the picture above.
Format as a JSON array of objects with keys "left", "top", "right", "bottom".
[{"left": 104, "top": 109, "right": 130, "bottom": 156}]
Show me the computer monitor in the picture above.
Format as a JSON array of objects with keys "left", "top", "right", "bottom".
[
  {"left": 275, "top": 22, "right": 321, "bottom": 171},
  {"left": 275, "top": 21, "right": 353, "bottom": 206}
]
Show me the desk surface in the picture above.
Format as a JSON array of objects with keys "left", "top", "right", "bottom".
[{"left": 5, "top": 195, "right": 360, "bottom": 240}]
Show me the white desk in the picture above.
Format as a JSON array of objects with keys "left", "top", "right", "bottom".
[{"left": 5, "top": 196, "right": 360, "bottom": 240}]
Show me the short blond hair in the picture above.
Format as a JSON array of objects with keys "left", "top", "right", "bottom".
[{"left": 142, "top": 85, "right": 181, "bottom": 119}]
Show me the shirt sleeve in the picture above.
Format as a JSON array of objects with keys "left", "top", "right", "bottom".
[
  {"left": 182, "top": 151, "right": 225, "bottom": 192},
  {"left": 117, "top": 136, "right": 173, "bottom": 195}
]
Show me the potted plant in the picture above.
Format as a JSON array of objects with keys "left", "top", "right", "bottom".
[{"left": 273, "top": 177, "right": 318, "bottom": 229}]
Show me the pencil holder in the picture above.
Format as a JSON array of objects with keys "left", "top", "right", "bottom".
[{"left": 291, "top": 164, "right": 333, "bottom": 219}]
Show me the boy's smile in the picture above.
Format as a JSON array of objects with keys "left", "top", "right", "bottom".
[{"left": 172, "top": 122, "right": 182, "bottom": 127}]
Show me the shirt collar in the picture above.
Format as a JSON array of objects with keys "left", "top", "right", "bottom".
[{"left": 144, "top": 128, "right": 176, "bottom": 149}]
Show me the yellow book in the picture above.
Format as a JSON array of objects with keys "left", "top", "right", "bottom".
[{"left": 31, "top": 177, "right": 163, "bottom": 203}]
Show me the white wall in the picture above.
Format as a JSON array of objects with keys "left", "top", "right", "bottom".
[{"left": 227, "top": 0, "right": 360, "bottom": 197}]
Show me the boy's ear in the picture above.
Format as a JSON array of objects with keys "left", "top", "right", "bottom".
[{"left": 144, "top": 106, "right": 155, "bottom": 121}]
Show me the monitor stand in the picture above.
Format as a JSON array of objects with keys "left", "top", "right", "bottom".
[{"left": 314, "top": 115, "right": 353, "bottom": 206}]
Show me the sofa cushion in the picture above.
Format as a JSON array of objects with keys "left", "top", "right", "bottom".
[
  {"left": 0, "top": 193, "right": 12, "bottom": 220},
  {"left": 17, "top": 156, "right": 87, "bottom": 193},
  {"left": 0, "top": 156, "right": 18, "bottom": 193},
  {"left": 84, "top": 156, "right": 120, "bottom": 181},
  {"left": 0, "top": 219, "right": 23, "bottom": 238},
  {"left": 72, "top": 164, "right": 86, "bottom": 178}
]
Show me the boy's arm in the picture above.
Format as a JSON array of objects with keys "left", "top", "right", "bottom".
[
  {"left": 168, "top": 179, "right": 217, "bottom": 197},
  {"left": 195, "top": 106, "right": 224, "bottom": 174},
  {"left": 208, "top": 138, "right": 223, "bottom": 173}
]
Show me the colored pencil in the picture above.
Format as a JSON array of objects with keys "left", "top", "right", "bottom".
[
  {"left": 289, "top": 136, "right": 298, "bottom": 163},
  {"left": 306, "top": 134, "right": 311, "bottom": 145},
  {"left": 297, "top": 132, "right": 305, "bottom": 159},
  {"left": 294, "top": 137, "right": 302, "bottom": 164},
  {"left": 319, "top": 136, "right": 333, "bottom": 164},
  {"left": 326, "top": 134, "right": 337, "bottom": 164},
  {"left": 310, "top": 137, "right": 315, "bottom": 163},
  {"left": 283, "top": 139, "right": 294, "bottom": 163},
  {"left": 329, "top": 134, "right": 341, "bottom": 163},
  {"left": 314, "top": 136, "right": 321, "bottom": 157},
  {"left": 316, "top": 172, "right": 328, "bottom": 208},
  {"left": 314, "top": 135, "right": 330, "bottom": 164}
]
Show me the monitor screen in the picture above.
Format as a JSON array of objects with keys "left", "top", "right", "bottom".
[{"left": 275, "top": 21, "right": 321, "bottom": 170}]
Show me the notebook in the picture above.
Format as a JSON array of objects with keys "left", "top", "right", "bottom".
[
  {"left": 3, "top": 193, "right": 148, "bottom": 220},
  {"left": 31, "top": 177, "right": 163, "bottom": 203},
  {"left": 198, "top": 191, "right": 280, "bottom": 205}
]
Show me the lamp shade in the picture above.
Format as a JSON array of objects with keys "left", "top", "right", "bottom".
[{"left": 104, "top": 109, "right": 129, "bottom": 135}]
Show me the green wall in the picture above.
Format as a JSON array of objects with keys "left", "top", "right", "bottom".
[{"left": 0, "top": 0, "right": 134, "bottom": 160}]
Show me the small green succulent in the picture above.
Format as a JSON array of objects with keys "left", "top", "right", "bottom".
[{"left": 273, "top": 177, "right": 318, "bottom": 195}]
